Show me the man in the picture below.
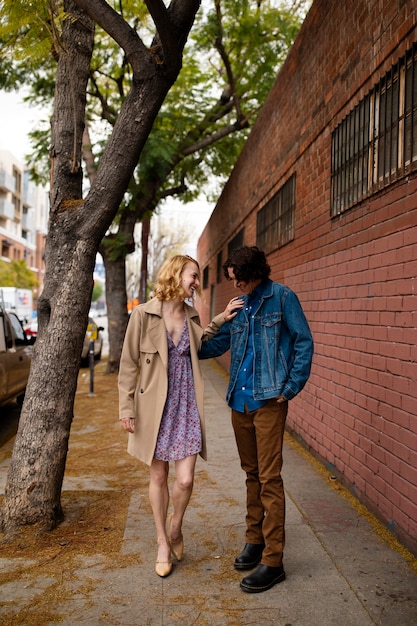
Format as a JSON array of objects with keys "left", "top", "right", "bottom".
[{"left": 199, "top": 246, "right": 313, "bottom": 593}]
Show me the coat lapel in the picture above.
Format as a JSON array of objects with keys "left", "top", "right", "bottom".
[
  {"left": 141, "top": 298, "right": 202, "bottom": 370},
  {"left": 185, "top": 304, "right": 203, "bottom": 363},
  {"left": 143, "top": 298, "right": 168, "bottom": 368}
]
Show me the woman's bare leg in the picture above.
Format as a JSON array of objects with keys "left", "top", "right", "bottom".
[
  {"left": 149, "top": 458, "right": 171, "bottom": 563},
  {"left": 170, "top": 454, "right": 197, "bottom": 543}
]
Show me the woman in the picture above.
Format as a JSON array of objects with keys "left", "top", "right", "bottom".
[{"left": 118, "top": 254, "right": 242, "bottom": 577}]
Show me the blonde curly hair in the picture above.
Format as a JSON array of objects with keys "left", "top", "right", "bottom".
[{"left": 153, "top": 255, "right": 202, "bottom": 301}]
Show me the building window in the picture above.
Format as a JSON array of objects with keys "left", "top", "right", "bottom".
[
  {"left": 12, "top": 167, "right": 21, "bottom": 193},
  {"left": 331, "top": 42, "right": 417, "bottom": 216},
  {"left": 202, "top": 265, "right": 209, "bottom": 290},
  {"left": 331, "top": 96, "right": 371, "bottom": 213},
  {"left": 216, "top": 250, "right": 223, "bottom": 283},
  {"left": 227, "top": 229, "right": 245, "bottom": 256},
  {"left": 256, "top": 174, "right": 295, "bottom": 253},
  {"left": 12, "top": 195, "right": 21, "bottom": 214},
  {"left": 1, "top": 239, "right": 11, "bottom": 258},
  {"left": 210, "top": 284, "right": 216, "bottom": 320}
]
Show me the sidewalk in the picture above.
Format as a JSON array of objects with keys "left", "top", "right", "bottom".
[{"left": 1, "top": 359, "right": 417, "bottom": 625}]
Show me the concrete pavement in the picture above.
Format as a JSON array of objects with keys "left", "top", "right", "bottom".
[{"left": 1, "top": 358, "right": 417, "bottom": 625}]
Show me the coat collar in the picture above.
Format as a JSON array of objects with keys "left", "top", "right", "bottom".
[
  {"left": 142, "top": 297, "right": 163, "bottom": 317},
  {"left": 141, "top": 297, "right": 199, "bottom": 320}
]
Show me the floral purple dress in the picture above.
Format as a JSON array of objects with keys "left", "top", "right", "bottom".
[{"left": 154, "top": 318, "right": 202, "bottom": 462}]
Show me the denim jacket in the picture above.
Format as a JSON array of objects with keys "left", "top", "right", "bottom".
[{"left": 199, "top": 279, "right": 314, "bottom": 403}]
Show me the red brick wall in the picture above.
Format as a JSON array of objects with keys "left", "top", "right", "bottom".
[{"left": 197, "top": 0, "right": 417, "bottom": 555}]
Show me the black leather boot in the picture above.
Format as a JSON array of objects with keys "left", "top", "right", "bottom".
[
  {"left": 240, "top": 564, "right": 286, "bottom": 593},
  {"left": 234, "top": 543, "right": 265, "bottom": 570}
]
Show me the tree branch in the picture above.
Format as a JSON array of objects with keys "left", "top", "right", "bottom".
[
  {"left": 144, "top": 0, "right": 202, "bottom": 76},
  {"left": 144, "top": 0, "right": 171, "bottom": 42},
  {"left": 214, "top": 0, "right": 245, "bottom": 121},
  {"left": 182, "top": 117, "right": 248, "bottom": 156},
  {"left": 176, "top": 85, "right": 244, "bottom": 160},
  {"left": 160, "top": 181, "right": 188, "bottom": 199},
  {"left": 88, "top": 73, "right": 118, "bottom": 125},
  {"left": 73, "top": 0, "right": 201, "bottom": 82},
  {"left": 72, "top": 0, "right": 150, "bottom": 76}
]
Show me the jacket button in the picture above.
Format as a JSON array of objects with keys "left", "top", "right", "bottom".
[
  {"left": 146, "top": 358, "right": 150, "bottom": 363},
  {"left": 140, "top": 389, "right": 144, "bottom": 393}
]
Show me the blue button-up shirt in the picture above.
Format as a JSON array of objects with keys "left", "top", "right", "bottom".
[{"left": 229, "top": 284, "right": 267, "bottom": 413}]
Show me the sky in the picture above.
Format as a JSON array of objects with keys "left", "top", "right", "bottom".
[
  {"left": 152, "top": 196, "right": 214, "bottom": 257},
  {"left": 0, "top": 90, "right": 48, "bottom": 163}
]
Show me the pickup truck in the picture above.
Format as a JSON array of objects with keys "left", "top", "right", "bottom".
[{"left": 0, "top": 307, "right": 33, "bottom": 408}]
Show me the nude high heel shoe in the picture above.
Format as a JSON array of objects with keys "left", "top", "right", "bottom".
[
  {"left": 155, "top": 560, "right": 173, "bottom": 577},
  {"left": 168, "top": 512, "right": 184, "bottom": 561},
  {"left": 155, "top": 539, "right": 172, "bottom": 577}
]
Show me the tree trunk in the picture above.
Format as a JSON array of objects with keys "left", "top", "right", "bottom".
[
  {"left": 0, "top": 2, "right": 95, "bottom": 532},
  {"left": 0, "top": 0, "right": 201, "bottom": 535},
  {"left": 101, "top": 245, "right": 130, "bottom": 375},
  {"left": 139, "top": 217, "right": 151, "bottom": 303},
  {"left": 99, "top": 203, "right": 140, "bottom": 374}
]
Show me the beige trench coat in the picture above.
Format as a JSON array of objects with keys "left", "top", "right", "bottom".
[{"left": 118, "top": 297, "right": 224, "bottom": 466}]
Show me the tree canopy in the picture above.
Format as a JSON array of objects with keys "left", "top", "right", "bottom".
[
  {"left": 0, "top": 0, "right": 311, "bottom": 370},
  {"left": 0, "top": 260, "right": 39, "bottom": 290}
]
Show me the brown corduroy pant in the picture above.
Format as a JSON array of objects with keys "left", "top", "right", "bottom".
[{"left": 231, "top": 398, "right": 288, "bottom": 567}]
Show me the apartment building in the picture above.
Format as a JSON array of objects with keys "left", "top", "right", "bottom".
[
  {"left": 197, "top": 0, "right": 417, "bottom": 556},
  {"left": 0, "top": 150, "right": 48, "bottom": 294}
]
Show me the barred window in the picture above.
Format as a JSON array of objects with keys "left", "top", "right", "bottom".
[
  {"left": 256, "top": 174, "right": 295, "bottom": 253},
  {"left": 404, "top": 46, "right": 417, "bottom": 168},
  {"left": 227, "top": 229, "right": 244, "bottom": 256},
  {"left": 331, "top": 42, "right": 417, "bottom": 216},
  {"left": 202, "top": 265, "right": 209, "bottom": 290},
  {"left": 216, "top": 250, "right": 223, "bottom": 283}
]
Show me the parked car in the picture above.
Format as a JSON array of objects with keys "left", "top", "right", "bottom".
[
  {"left": 0, "top": 308, "right": 34, "bottom": 407},
  {"left": 81, "top": 317, "right": 104, "bottom": 366}
]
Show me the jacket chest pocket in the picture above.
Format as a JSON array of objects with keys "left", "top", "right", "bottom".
[
  {"left": 138, "top": 336, "right": 157, "bottom": 369},
  {"left": 260, "top": 313, "right": 282, "bottom": 343},
  {"left": 230, "top": 322, "right": 246, "bottom": 349}
]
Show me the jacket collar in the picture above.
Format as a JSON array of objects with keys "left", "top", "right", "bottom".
[
  {"left": 244, "top": 278, "right": 273, "bottom": 303},
  {"left": 259, "top": 278, "right": 274, "bottom": 298}
]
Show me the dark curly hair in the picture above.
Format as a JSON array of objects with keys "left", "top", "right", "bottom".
[{"left": 223, "top": 246, "right": 271, "bottom": 283}]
